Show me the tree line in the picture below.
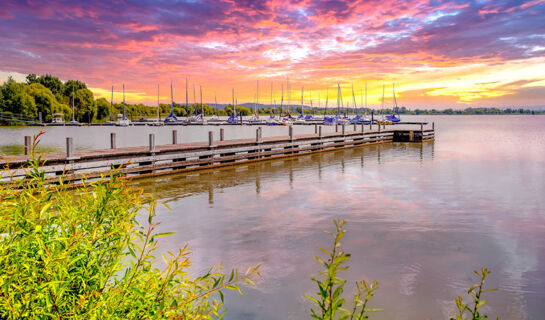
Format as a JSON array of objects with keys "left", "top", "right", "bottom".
[{"left": 1, "top": 74, "right": 542, "bottom": 125}]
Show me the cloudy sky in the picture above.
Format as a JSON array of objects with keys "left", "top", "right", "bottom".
[{"left": 1, "top": 0, "right": 544, "bottom": 108}]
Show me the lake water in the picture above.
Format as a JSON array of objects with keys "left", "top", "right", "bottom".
[{"left": 1, "top": 115, "right": 545, "bottom": 319}]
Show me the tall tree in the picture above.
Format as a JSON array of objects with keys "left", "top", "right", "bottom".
[{"left": 74, "top": 88, "right": 96, "bottom": 123}]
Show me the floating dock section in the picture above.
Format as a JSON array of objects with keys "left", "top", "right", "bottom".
[{"left": 1, "top": 124, "right": 434, "bottom": 184}]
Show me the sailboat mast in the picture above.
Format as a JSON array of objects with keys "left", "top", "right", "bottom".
[
  {"left": 200, "top": 85, "right": 203, "bottom": 115},
  {"left": 393, "top": 82, "right": 398, "bottom": 111},
  {"left": 381, "top": 84, "right": 385, "bottom": 115},
  {"left": 270, "top": 82, "right": 273, "bottom": 115},
  {"left": 170, "top": 80, "right": 174, "bottom": 115},
  {"left": 232, "top": 88, "right": 236, "bottom": 116},
  {"left": 255, "top": 80, "right": 259, "bottom": 115},
  {"left": 72, "top": 87, "right": 75, "bottom": 122},
  {"left": 336, "top": 83, "right": 340, "bottom": 115},
  {"left": 352, "top": 83, "right": 357, "bottom": 115},
  {"left": 301, "top": 87, "right": 304, "bottom": 115},
  {"left": 185, "top": 78, "right": 189, "bottom": 120},
  {"left": 280, "top": 84, "right": 284, "bottom": 115},
  {"left": 157, "top": 84, "right": 160, "bottom": 121},
  {"left": 215, "top": 93, "right": 218, "bottom": 116},
  {"left": 325, "top": 88, "right": 328, "bottom": 114},
  {"left": 110, "top": 85, "right": 113, "bottom": 122},
  {"left": 122, "top": 84, "right": 126, "bottom": 120}
]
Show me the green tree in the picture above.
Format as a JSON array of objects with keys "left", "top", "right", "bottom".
[
  {"left": 26, "top": 83, "right": 61, "bottom": 122},
  {"left": 36, "top": 74, "right": 64, "bottom": 97},
  {"left": 64, "top": 79, "right": 87, "bottom": 98},
  {"left": 0, "top": 77, "right": 37, "bottom": 118},
  {"left": 74, "top": 88, "right": 96, "bottom": 122},
  {"left": 95, "top": 97, "right": 110, "bottom": 121}
]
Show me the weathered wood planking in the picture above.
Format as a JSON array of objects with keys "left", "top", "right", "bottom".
[{"left": 0, "top": 128, "right": 434, "bottom": 184}]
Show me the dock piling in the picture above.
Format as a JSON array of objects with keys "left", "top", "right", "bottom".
[
  {"left": 420, "top": 123, "right": 423, "bottom": 132},
  {"left": 24, "top": 136, "right": 31, "bottom": 155},
  {"left": 110, "top": 133, "right": 116, "bottom": 149},
  {"left": 353, "top": 124, "right": 356, "bottom": 131},
  {"left": 335, "top": 124, "right": 339, "bottom": 132},
  {"left": 319, "top": 126, "right": 322, "bottom": 138},
  {"left": 172, "top": 130, "right": 178, "bottom": 144},
  {"left": 66, "top": 137, "right": 74, "bottom": 158},
  {"left": 289, "top": 126, "right": 294, "bottom": 141},
  {"left": 314, "top": 124, "right": 318, "bottom": 134},
  {"left": 342, "top": 125, "right": 345, "bottom": 136},
  {"left": 256, "top": 128, "right": 261, "bottom": 143},
  {"left": 361, "top": 124, "right": 364, "bottom": 133},
  {"left": 432, "top": 122, "right": 435, "bottom": 130},
  {"left": 149, "top": 134, "right": 155, "bottom": 152},
  {"left": 208, "top": 131, "right": 214, "bottom": 147},
  {"left": 220, "top": 128, "right": 224, "bottom": 141}
]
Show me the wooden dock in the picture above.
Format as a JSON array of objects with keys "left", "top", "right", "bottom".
[{"left": 0, "top": 124, "right": 434, "bottom": 184}]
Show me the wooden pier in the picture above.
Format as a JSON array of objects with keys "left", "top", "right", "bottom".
[{"left": 0, "top": 124, "right": 434, "bottom": 184}]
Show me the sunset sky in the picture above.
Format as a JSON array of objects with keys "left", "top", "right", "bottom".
[{"left": 1, "top": 0, "right": 544, "bottom": 108}]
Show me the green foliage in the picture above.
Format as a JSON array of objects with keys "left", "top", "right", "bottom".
[
  {"left": 306, "top": 220, "right": 380, "bottom": 320},
  {"left": 450, "top": 268, "right": 499, "bottom": 320},
  {"left": 0, "top": 133, "right": 260, "bottom": 319},
  {"left": 0, "top": 77, "right": 37, "bottom": 118},
  {"left": 74, "top": 88, "right": 96, "bottom": 122},
  {"left": 95, "top": 97, "right": 110, "bottom": 121},
  {"left": 26, "top": 83, "right": 63, "bottom": 122}
]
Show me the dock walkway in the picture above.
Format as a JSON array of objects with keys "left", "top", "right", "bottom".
[{"left": 1, "top": 125, "right": 434, "bottom": 184}]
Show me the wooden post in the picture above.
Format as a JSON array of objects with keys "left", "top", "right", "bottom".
[
  {"left": 369, "top": 123, "right": 372, "bottom": 130},
  {"left": 110, "top": 133, "right": 116, "bottom": 149},
  {"left": 342, "top": 125, "right": 345, "bottom": 136},
  {"left": 318, "top": 126, "right": 322, "bottom": 138},
  {"left": 239, "top": 114, "right": 243, "bottom": 125},
  {"left": 378, "top": 124, "right": 381, "bottom": 132},
  {"left": 383, "top": 123, "right": 386, "bottom": 130},
  {"left": 432, "top": 122, "right": 435, "bottom": 130},
  {"left": 335, "top": 124, "right": 339, "bottom": 132},
  {"left": 353, "top": 123, "right": 356, "bottom": 131},
  {"left": 66, "top": 137, "right": 74, "bottom": 158},
  {"left": 172, "top": 130, "right": 178, "bottom": 144},
  {"left": 361, "top": 124, "right": 364, "bottom": 133},
  {"left": 208, "top": 131, "right": 214, "bottom": 147},
  {"left": 420, "top": 123, "right": 423, "bottom": 132},
  {"left": 289, "top": 125, "right": 293, "bottom": 141},
  {"left": 314, "top": 124, "right": 318, "bottom": 134},
  {"left": 149, "top": 133, "right": 155, "bottom": 152},
  {"left": 24, "top": 136, "right": 31, "bottom": 155},
  {"left": 256, "top": 128, "right": 261, "bottom": 143},
  {"left": 220, "top": 128, "right": 224, "bottom": 141}
]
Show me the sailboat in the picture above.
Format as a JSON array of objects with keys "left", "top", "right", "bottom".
[
  {"left": 249, "top": 80, "right": 264, "bottom": 124},
  {"left": 164, "top": 80, "right": 178, "bottom": 123},
  {"left": 116, "top": 84, "right": 131, "bottom": 126},
  {"left": 385, "top": 83, "right": 401, "bottom": 123},
  {"left": 323, "top": 87, "right": 336, "bottom": 125},
  {"left": 227, "top": 88, "right": 238, "bottom": 124},
  {"left": 208, "top": 93, "right": 222, "bottom": 124}
]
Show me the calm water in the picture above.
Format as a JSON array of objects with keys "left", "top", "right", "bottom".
[{"left": 2, "top": 116, "right": 545, "bottom": 319}]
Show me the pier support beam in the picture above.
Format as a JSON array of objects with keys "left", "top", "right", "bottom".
[
  {"left": 318, "top": 126, "right": 322, "bottom": 139},
  {"left": 256, "top": 128, "right": 262, "bottom": 144},
  {"left": 314, "top": 124, "right": 318, "bottom": 134},
  {"left": 220, "top": 128, "right": 224, "bottom": 141},
  {"left": 342, "top": 125, "right": 345, "bottom": 136},
  {"left": 208, "top": 131, "right": 214, "bottom": 147},
  {"left": 172, "top": 130, "right": 178, "bottom": 144},
  {"left": 289, "top": 126, "right": 294, "bottom": 141},
  {"left": 110, "top": 133, "right": 116, "bottom": 149},
  {"left": 149, "top": 134, "right": 155, "bottom": 152},
  {"left": 353, "top": 124, "right": 357, "bottom": 131},
  {"left": 66, "top": 137, "right": 74, "bottom": 158},
  {"left": 335, "top": 124, "right": 339, "bottom": 132},
  {"left": 24, "top": 136, "right": 31, "bottom": 155}
]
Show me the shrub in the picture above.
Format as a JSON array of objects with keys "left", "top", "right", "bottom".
[{"left": 0, "top": 133, "right": 260, "bottom": 319}]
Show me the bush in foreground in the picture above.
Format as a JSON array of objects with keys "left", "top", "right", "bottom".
[{"left": 0, "top": 134, "right": 260, "bottom": 319}]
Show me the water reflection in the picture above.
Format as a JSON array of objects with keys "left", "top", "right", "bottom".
[{"left": 133, "top": 116, "right": 545, "bottom": 320}]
